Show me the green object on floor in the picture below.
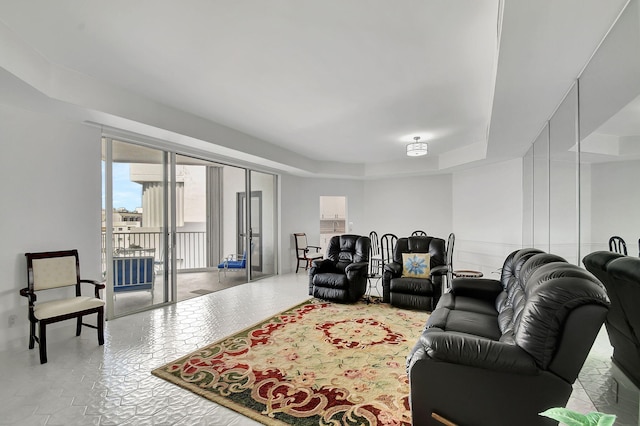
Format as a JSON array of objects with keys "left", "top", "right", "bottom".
[{"left": 539, "top": 407, "right": 616, "bottom": 426}]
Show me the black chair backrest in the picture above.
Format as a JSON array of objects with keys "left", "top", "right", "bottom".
[
  {"left": 609, "top": 236, "right": 627, "bottom": 255},
  {"left": 369, "top": 231, "right": 380, "bottom": 257},
  {"left": 445, "top": 233, "right": 455, "bottom": 280},
  {"left": 411, "top": 230, "right": 427, "bottom": 236},
  {"left": 380, "top": 233, "right": 397, "bottom": 267},
  {"left": 326, "top": 234, "right": 370, "bottom": 270},
  {"left": 392, "top": 236, "right": 446, "bottom": 268}
]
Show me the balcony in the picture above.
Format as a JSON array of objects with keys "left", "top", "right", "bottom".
[{"left": 102, "top": 231, "right": 207, "bottom": 272}]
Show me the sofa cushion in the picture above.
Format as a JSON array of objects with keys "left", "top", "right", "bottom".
[
  {"left": 402, "top": 253, "right": 431, "bottom": 278},
  {"left": 425, "top": 307, "right": 502, "bottom": 341}
]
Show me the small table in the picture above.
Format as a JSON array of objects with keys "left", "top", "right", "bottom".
[
  {"left": 454, "top": 270, "right": 483, "bottom": 278},
  {"left": 364, "top": 273, "right": 382, "bottom": 303}
]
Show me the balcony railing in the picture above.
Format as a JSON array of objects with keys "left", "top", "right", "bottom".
[{"left": 102, "top": 231, "right": 207, "bottom": 272}]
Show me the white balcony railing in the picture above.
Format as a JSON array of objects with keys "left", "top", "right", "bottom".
[{"left": 102, "top": 231, "right": 207, "bottom": 272}]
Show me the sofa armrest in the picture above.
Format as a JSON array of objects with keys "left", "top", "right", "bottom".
[
  {"left": 311, "top": 258, "right": 335, "bottom": 272},
  {"left": 384, "top": 261, "right": 403, "bottom": 277},
  {"left": 345, "top": 261, "right": 369, "bottom": 279},
  {"left": 409, "top": 331, "right": 538, "bottom": 375},
  {"left": 450, "top": 278, "right": 503, "bottom": 302},
  {"left": 430, "top": 265, "right": 447, "bottom": 276}
]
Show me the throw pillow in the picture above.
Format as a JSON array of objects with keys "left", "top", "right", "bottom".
[{"left": 402, "top": 253, "right": 431, "bottom": 278}]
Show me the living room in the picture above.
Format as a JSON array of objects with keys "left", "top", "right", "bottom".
[{"left": 1, "top": 1, "right": 640, "bottom": 424}]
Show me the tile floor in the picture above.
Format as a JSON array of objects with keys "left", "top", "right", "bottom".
[{"left": 1, "top": 273, "right": 638, "bottom": 425}]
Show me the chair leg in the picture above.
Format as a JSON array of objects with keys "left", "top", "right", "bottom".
[
  {"left": 97, "top": 308, "right": 105, "bottom": 346},
  {"left": 76, "top": 316, "right": 82, "bottom": 336},
  {"left": 296, "top": 259, "right": 300, "bottom": 273},
  {"left": 39, "top": 322, "right": 47, "bottom": 364},
  {"left": 28, "top": 321, "right": 36, "bottom": 349}
]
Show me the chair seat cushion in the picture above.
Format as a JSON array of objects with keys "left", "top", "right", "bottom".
[
  {"left": 390, "top": 277, "right": 434, "bottom": 295},
  {"left": 34, "top": 296, "right": 105, "bottom": 320},
  {"left": 313, "top": 273, "right": 348, "bottom": 289}
]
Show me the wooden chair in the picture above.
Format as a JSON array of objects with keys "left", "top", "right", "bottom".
[
  {"left": 20, "top": 250, "right": 105, "bottom": 364},
  {"left": 609, "top": 235, "right": 628, "bottom": 255},
  {"left": 411, "top": 230, "right": 427, "bottom": 236},
  {"left": 294, "top": 233, "right": 323, "bottom": 273}
]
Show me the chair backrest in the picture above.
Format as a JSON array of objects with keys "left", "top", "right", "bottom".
[
  {"left": 445, "top": 233, "right": 455, "bottom": 281},
  {"left": 26, "top": 250, "right": 80, "bottom": 292},
  {"left": 369, "top": 231, "right": 380, "bottom": 256},
  {"left": 326, "top": 234, "right": 370, "bottom": 271},
  {"left": 609, "top": 236, "right": 627, "bottom": 255},
  {"left": 411, "top": 230, "right": 427, "bottom": 236},
  {"left": 392, "top": 236, "right": 446, "bottom": 268},
  {"left": 380, "top": 233, "right": 397, "bottom": 267},
  {"left": 294, "top": 233, "right": 309, "bottom": 254}
]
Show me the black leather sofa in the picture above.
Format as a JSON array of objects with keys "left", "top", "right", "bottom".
[
  {"left": 407, "top": 249, "right": 610, "bottom": 426},
  {"left": 382, "top": 236, "right": 446, "bottom": 311},
  {"left": 309, "top": 234, "right": 370, "bottom": 303},
  {"left": 583, "top": 251, "right": 640, "bottom": 389}
]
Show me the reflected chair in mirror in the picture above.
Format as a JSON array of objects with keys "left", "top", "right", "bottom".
[
  {"left": 430, "top": 233, "right": 455, "bottom": 293},
  {"left": 411, "top": 230, "right": 427, "bottom": 237},
  {"left": 609, "top": 236, "right": 628, "bottom": 255},
  {"left": 20, "top": 249, "right": 105, "bottom": 364},
  {"left": 309, "top": 234, "right": 370, "bottom": 303},
  {"left": 294, "top": 233, "right": 323, "bottom": 273}
]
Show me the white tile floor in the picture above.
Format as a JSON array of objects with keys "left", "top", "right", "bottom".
[{"left": 1, "top": 273, "right": 637, "bottom": 425}]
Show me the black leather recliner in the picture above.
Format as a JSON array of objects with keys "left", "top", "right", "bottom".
[
  {"left": 407, "top": 249, "right": 610, "bottom": 426},
  {"left": 309, "top": 234, "right": 370, "bottom": 303},
  {"left": 382, "top": 236, "right": 446, "bottom": 311},
  {"left": 583, "top": 251, "right": 640, "bottom": 388}
]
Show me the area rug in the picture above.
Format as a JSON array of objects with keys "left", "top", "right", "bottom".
[{"left": 152, "top": 298, "right": 429, "bottom": 425}]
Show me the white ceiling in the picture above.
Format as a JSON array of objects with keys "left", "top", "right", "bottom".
[{"left": 0, "top": 0, "right": 631, "bottom": 177}]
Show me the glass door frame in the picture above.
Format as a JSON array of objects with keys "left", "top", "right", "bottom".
[{"left": 102, "top": 137, "right": 177, "bottom": 320}]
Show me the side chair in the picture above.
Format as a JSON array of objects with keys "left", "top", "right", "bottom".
[
  {"left": 21, "top": 249, "right": 105, "bottom": 364},
  {"left": 294, "top": 233, "right": 323, "bottom": 273}
]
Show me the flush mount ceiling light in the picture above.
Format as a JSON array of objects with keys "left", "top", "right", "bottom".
[{"left": 406, "top": 136, "right": 428, "bottom": 157}]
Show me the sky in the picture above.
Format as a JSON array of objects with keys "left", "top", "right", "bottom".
[{"left": 102, "top": 162, "right": 142, "bottom": 211}]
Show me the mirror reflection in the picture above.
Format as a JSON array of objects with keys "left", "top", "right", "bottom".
[{"left": 580, "top": 93, "right": 640, "bottom": 258}]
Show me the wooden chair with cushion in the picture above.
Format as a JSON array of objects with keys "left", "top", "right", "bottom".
[
  {"left": 294, "top": 233, "right": 323, "bottom": 273},
  {"left": 20, "top": 249, "right": 105, "bottom": 364}
]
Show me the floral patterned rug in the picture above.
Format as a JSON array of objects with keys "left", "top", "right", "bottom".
[{"left": 152, "top": 298, "right": 429, "bottom": 425}]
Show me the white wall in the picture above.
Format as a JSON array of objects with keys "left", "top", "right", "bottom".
[
  {"left": 452, "top": 158, "right": 524, "bottom": 275},
  {"left": 362, "top": 174, "right": 453, "bottom": 238},
  {"left": 0, "top": 104, "right": 102, "bottom": 352},
  {"left": 280, "top": 175, "right": 365, "bottom": 274}
]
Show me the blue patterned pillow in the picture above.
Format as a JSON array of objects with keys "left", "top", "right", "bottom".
[{"left": 401, "top": 253, "right": 431, "bottom": 278}]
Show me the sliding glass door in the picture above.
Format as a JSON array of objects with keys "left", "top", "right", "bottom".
[
  {"left": 248, "top": 170, "right": 277, "bottom": 280},
  {"left": 102, "top": 138, "right": 175, "bottom": 318}
]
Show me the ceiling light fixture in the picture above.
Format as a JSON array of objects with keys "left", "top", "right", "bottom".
[{"left": 406, "top": 136, "right": 428, "bottom": 157}]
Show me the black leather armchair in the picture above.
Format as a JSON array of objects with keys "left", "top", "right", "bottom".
[
  {"left": 309, "top": 234, "right": 370, "bottom": 303},
  {"left": 382, "top": 236, "right": 446, "bottom": 311},
  {"left": 584, "top": 251, "right": 640, "bottom": 388}
]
